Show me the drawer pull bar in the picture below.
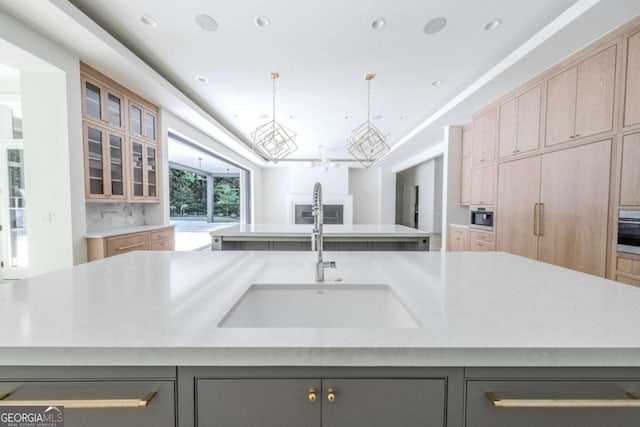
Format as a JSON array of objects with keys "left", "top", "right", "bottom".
[
  {"left": 486, "top": 392, "right": 640, "bottom": 408},
  {"left": 0, "top": 391, "right": 156, "bottom": 408},
  {"left": 116, "top": 242, "right": 146, "bottom": 251}
]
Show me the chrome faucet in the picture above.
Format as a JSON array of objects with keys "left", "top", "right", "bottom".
[{"left": 311, "top": 182, "right": 336, "bottom": 281}]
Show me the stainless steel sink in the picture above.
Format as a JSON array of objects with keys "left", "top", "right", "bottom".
[{"left": 218, "top": 283, "right": 420, "bottom": 328}]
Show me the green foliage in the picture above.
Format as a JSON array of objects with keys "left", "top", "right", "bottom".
[
  {"left": 169, "top": 168, "right": 207, "bottom": 216},
  {"left": 169, "top": 169, "right": 241, "bottom": 219},
  {"left": 214, "top": 177, "right": 240, "bottom": 217}
]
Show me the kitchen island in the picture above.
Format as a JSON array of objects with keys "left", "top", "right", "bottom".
[
  {"left": 210, "top": 224, "right": 432, "bottom": 251},
  {"left": 1, "top": 251, "right": 640, "bottom": 426}
]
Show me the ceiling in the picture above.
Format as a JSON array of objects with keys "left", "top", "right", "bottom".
[{"left": 1, "top": 0, "right": 640, "bottom": 168}]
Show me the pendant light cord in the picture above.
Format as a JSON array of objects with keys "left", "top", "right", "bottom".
[
  {"left": 367, "top": 78, "right": 371, "bottom": 124},
  {"left": 272, "top": 75, "right": 276, "bottom": 123}
]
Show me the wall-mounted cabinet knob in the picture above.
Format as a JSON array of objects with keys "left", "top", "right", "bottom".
[
  {"left": 327, "top": 389, "right": 336, "bottom": 402},
  {"left": 308, "top": 388, "right": 317, "bottom": 403},
  {"left": 569, "top": 135, "right": 575, "bottom": 139},
  {"left": 575, "top": 134, "right": 580, "bottom": 137}
]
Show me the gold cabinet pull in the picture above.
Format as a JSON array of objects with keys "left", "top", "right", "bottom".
[
  {"left": 0, "top": 391, "right": 156, "bottom": 409},
  {"left": 486, "top": 392, "right": 640, "bottom": 408},
  {"left": 308, "top": 388, "right": 317, "bottom": 403},
  {"left": 116, "top": 242, "right": 146, "bottom": 251},
  {"left": 327, "top": 388, "right": 336, "bottom": 402}
]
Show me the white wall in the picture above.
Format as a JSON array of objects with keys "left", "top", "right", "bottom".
[
  {"left": 442, "top": 126, "right": 469, "bottom": 249},
  {"left": 21, "top": 71, "right": 76, "bottom": 275},
  {"left": 260, "top": 166, "right": 349, "bottom": 224},
  {"left": 0, "top": 9, "right": 86, "bottom": 272},
  {"left": 349, "top": 167, "right": 381, "bottom": 224}
]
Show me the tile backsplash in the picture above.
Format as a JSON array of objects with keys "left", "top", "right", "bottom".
[{"left": 86, "top": 203, "right": 146, "bottom": 232}]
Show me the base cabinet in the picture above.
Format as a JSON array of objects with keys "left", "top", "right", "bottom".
[
  {"left": 179, "top": 367, "right": 461, "bottom": 427},
  {"left": 0, "top": 367, "right": 175, "bottom": 427},
  {"left": 465, "top": 368, "right": 640, "bottom": 427}
]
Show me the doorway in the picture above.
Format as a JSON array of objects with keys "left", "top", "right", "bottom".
[
  {"left": 167, "top": 134, "right": 248, "bottom": 250},
  {"left": 0, "top": 142, "right": 28, "bottom": 280}
]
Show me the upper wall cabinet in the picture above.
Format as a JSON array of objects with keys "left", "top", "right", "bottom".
[
  {"left": 545, "top": 45, "right": 616, "bottom": 147},
  {"left": 81, "top": 63, "right": 160, "bottom": 202},
  {"left": 460, "top": 123, "right": 472, "bottom": 205},
  {"left": 498, "top": 85, "right": 541, "bottom": 158},
  {"left": 129, "top": 100, "right": 157, "bottom": 143},
  {"left": 624, "top": 30, "right": 640, "bottom": 128},
  {"left": 82, "top": 76, "right": 125, "bottom": 131},
  {"left": 472, "top": 109, "right": 497, "bottom": 165},
  {"left": 620, "top": 132, "right": 640, "bottom": 206}
]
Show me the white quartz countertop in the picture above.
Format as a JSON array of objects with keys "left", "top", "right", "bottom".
[
  {"left": 1, "top": 251, "right": 640, "bottom": 367},
  {"left": 85, "top": 224, "right": 174, "bottom": 238},
  {"left": 211, "top": 224, "right": 431, "bottom": 237}
]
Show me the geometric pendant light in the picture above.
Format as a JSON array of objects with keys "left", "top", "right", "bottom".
[
  {"left": 251, "top": 72, "right": 298, "bottom": 163},
  {"left": 347, "top": 74, "right": 390, "bottom": 168}
]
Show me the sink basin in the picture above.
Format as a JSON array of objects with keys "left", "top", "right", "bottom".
[{"left": 219, "top": 283, "right": 420, "bottom": 328}]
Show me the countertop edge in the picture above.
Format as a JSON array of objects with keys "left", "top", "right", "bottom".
[
  {"left": 85, "top": 224, "right": 175, "bottom": 238},
  {"left": 2, "top": 347, "right": 640, "bottom": 367}
]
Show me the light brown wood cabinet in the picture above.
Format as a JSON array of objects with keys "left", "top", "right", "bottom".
[
  {"left": 470, "top": 164, "right": 495, "bottom": 206},
  {"left": 472, "top": 109, "right": 497, "bottom": 165},
  {"left": 545, "top": 45, "right": 616, "bottom": 147},
  {"left": 81, "top": 63, "right": 160, "bottom": 202},
  {"left": 468, "top": 229, "right": 494, "bottom": 251},
  {"left": 624, "top": 30, "right": 640, "bottom": 128},
  {"left": 619, "top": 132, "right": 640, "bottom": 205},
  {"left": 498, "top": 85, "right": 541, "bottom": 158},
  {"left": 448, "top": 225, "right": 469, "bottom": 251},
  {"left": 87, "top": 226, "right": 174, "bottom": 261},
  {"left": 616, "top": 254, "right": 640, "bottom": 287},
  {"left": 82, "top": 122, "right": 126, "bottom": 201},
  {"left": 460, "top": 123, "right": 472, "bottom": 205},
  {"left": 496, "top": 140, "right": 611, "bottom": 277}
]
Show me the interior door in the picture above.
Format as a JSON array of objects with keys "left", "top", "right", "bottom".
[
  {"left": 0, "top": 141, "right": 28, "bottom": 280},
  {"left": 496, "top": 156, "right": 541, "bottom": 259},
  {"left": 538, "top": 140, "right": 611, "bottom": 276}
]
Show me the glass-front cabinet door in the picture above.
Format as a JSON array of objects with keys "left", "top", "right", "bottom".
[
  {"left": 83, "top": 123, "right": 126, "bottom": 200},
  {"left": 129, "top": 101, "right": 157, "bottom": 142},
  {"left": 82, "top": 77, "right": 124, "bottom": 130},
  {"left": 129, "top": 139, "right": 159, "bottom": 201}
]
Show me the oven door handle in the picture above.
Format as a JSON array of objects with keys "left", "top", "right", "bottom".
[{"left": 617, "top": 220, "right": 640, "bottom": 224}]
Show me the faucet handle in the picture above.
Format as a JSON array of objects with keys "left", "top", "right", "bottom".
[{"left": 328, "top": 261, "right": 336, "bottom": 269}]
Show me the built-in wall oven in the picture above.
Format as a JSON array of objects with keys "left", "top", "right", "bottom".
[
  {"left": 470, "top": 206, "right": 494, "bottom": 231},
  {"left": 618, "top": 210, "right": 640, "bottom": 255}
]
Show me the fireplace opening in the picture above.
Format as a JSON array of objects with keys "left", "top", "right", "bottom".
[{"left": 295, "top": 204, "right": 344, "bottom": 225}]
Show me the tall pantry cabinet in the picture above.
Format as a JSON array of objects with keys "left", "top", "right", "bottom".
[{"left": 497, "top": 140, "right": 611, "bottom": 277}]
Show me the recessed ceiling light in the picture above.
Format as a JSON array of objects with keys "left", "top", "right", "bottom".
[
  {"left": 140, "top": 14, "right": 157, "bottom": 28},
  {"left": 195, "top": 14, "right": 218, "bottom": 31},
  {"left": 196, "top": 75, "right": 208, "bottom": 83},
  {"left": 423, "top": 17, "right": 446, "bottom": 35},
  {"left": 289, "top": 115, "right": 295, "bottom": 119},
  {"left": 370, "top": 17, "right": 385, "bottom": 30},
  {"left": 432, "top": 79, "right": 443, "bottom": 86},
  {"left": 233, "top": 114, "right": 239, "bottom": 118},
  {"left": 484, "top": 19, "right": 502, "bottom": 31},
  {"left": 344, "top": 115, "right": 350, "bottom": 120},
  {"left": 255, "top": 16, "right": 271, "bottom": 28},
  {"left": 400, "top": 116, "right": 407, "bottom": 120}
]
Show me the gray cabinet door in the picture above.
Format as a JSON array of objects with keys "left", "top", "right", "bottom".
[
  {"left": 466, "top": 380, "right": 640, "bottom": 427},
  {"left": 322, "top": 379, "right": 446, "bottom": 427},
  {"left": 196, "top": 378, "right": 321, "bottom": 427},
  {"left": 0, "top": 380, "right": 175, "bottom": 427}
]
